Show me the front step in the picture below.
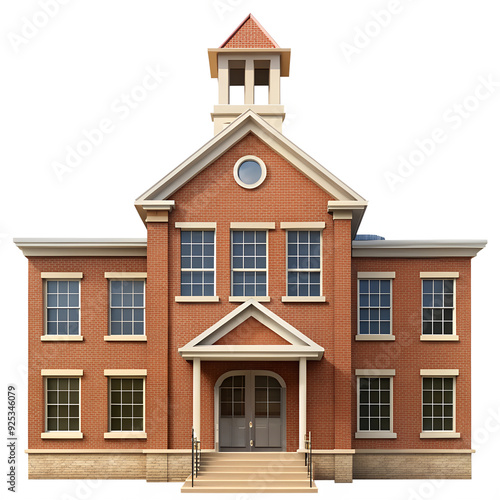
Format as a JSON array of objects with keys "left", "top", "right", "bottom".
[{"left": 181, "top": 452, "right": 317, "bottom": 493}]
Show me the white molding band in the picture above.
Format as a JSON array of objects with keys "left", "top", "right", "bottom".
[
  {"left": 104, "top": 336, "right": 147, "bottom": 342},
  {"left": 175, "top": 296, "right": 220, "bottom": 303},
  {"left": 420, "top": 369, "right": 459, "bottom": 376},
  {"left": 280, "top": 222, "right": 326, "bottom": 230},
  {"left": 357, "top": 272, "right": 396, "bottom": 279},
  {"left": 41, "top": 335, "right": 83, "bottom": 342},
  {"left": 175, "top": 222, "right": 217, "bottom": 229},
  {"left": 41, "top": 432, "right": 83, "bottom": 440},
  {"left": 420, "top": 272, "right": 460, "bottom": 278},
  {"left": 40, "top": 272, "right": 83, "bottom": 279},
  {"left": 356, "top": 369, "right": 396, "bottom": 377},
  {"left": 41, "top": 369, "right": 83, "bottom": 376},
  {"left": 104, "top": 272, "right": 147, "bottom": 279},
  {"left": 230, "top": 222, "right": 275, "bottom": 230},
  {"left": 104, "top": 432, "right": 147, "bottom": 439},
  {"left": 104, "top": 369, "right": 147, "bottom": 376}
]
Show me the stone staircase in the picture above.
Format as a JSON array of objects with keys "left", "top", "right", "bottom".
[{"left": 181, "top": 451, "right": 317, "bottom": 493}]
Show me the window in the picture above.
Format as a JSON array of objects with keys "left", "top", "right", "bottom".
[
  {"left": 422, "top": 279, "right": 455, "bottom": 335},
  {"left": 233, "top": 156, "right": 267, "bottom": 189},
  {"left": 422, "top": 377, "right": 455, "bottom": 432},
  {"left": 231, "top": 230, "right": 267, "bottom": 297},
  {"left": 287, "top": 231, "right": 321, "bottom": 297},
  {"left": 45, "top": 378, "right": 80, "bottom": 432},
  {"left": 109, "top": 280, "right": 145, "bottom": 335},
  {"left": 109, "top": 378, "right": 144, "bottom": 432},
  {"left": 46, "top": 280, "right": 80, "bottom": 335},
  {"left": 358, "top": 279, "right": 391, "bottom": 335},
  {"left": 181, "top": 230, "right": 215, "bottom": 296}
]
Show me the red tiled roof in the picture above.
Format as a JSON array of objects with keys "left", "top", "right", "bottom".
[{"left": 220, "top": 14, "right": 279, "bottom": 49}]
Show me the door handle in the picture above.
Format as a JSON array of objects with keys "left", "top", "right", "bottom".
[
  {"left": 250, "top": 439, "right": 254, "bottom": 447},
  {"left": 249, "top": 421, "right": 253, "bottom": 428}
]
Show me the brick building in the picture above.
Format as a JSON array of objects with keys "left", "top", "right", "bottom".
[{"left": 15, "top": 14, "right": 486, "bottom": 491}]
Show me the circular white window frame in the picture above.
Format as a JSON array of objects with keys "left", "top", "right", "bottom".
[{"left": 233, "top": 156, "right": 267, "bottom": 189}]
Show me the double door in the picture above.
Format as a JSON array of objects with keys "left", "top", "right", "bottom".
[{"left": 218, "top": 372, "right": 284, "bottom": 452}]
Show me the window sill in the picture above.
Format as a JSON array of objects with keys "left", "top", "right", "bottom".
[
  {"left": 356, "top": 334, "right": 395, "bottom": 341},
  {"left": 281, "top": 296, "right": 326, "bottom": 303},
  {"left": 41, "top": 335, "right": 83, "bottom": 342},
  {"left": 104, "top": 335, "right": 147, "bottom": 342},
  {"left": 175, "top": 296, "right": 220, "bottom": 303},
  {"left": 355, "top": 432, "right": 397, "bottom": 439},
  {"left": 229, "top": 296, "right": 270, "bottom": 303},
  {"left": 420, "top": 432, "right": 461, "bottom": 439},
  {"left": 41, "top": 432, "right": 83, "bottom": 439},
  {"left": 420, "top": 335, "right": 459, "bottom": 342},
  {"left": 104, "top": 432, "right": 147, "bottom": 439}
]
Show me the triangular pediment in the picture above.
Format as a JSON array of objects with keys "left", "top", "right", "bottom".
[
  {"left": 220, "top": 14, "right": 279, "bottom": 49},
  {"left": 178, "top": 299, "right": 324, "bottom": 361},
  {"left": 135, "top": 110, "right": 367, "bottom": 231}
]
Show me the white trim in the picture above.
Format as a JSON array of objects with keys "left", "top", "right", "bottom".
[
  {"left": 420, "top": 335, "right": 459, "bottom": 342},
  {"left": 356, "top": 369, "right": 396, "bottom": 376},
  {"left": 356, "top": 334, "right": 395, "bottom": 341},
  {"left": 193, "top": 359, "right": 201, "bottom": 439},
  {"left": 104, "top": 336, "right": 147, "bottom": 342},
  {"left": 280, "top": 222, "right": 326, "bottom": 230},
  {"left": 230, "top": 222, "right": 275, "bottom": 229},
  {"left": 41, "top": 432, "right": 83, "bottom": 439},
  {"left": 299, "top": 358, "right": 307, "bottom": 450},
  {"left": 420, "top": 369, "right": 459, "bottom": 376},
  {"left": 175, "top": 296, "right": 220, "bottom": 303},
  {"left": 355, "top": 432, "right": 397, "bottom": 439},
  {"left": 104, "top": 369, "right": 147, "bottom": 376},
  {"left": 233, "top": 155, "right": 267, "bottom": 189},
  {"left": 420, "top": 272, "right": 460, "bottom": 278},
  {"left": 420, "top": 432, "right": 461, "bottom": 439},
  {"left": 281, "top": 296, "right": 326, "bottom": 303},
  {"left": 229, "top": 296, "right": 270, "bottom": 302},
  {"left": 357, "top": 272, "right": 396, "bottom": 279},
  {"left": 41, "top": 272, "right": 83, "bottom": 279},
  {"left": 104, "top": 432, "right": 147, "bottom": 439},
  {"left": 175, "top": 222, "right": 217, "bottom": 229},
  {"left": 104, "top": 272, "right": 147, "bottom": 279},
  {"left": 41, "top": 369, "right": 83, "bottom": 376},
  {"left": 41, "top": 335, "right": 83, "bottom": 342}
]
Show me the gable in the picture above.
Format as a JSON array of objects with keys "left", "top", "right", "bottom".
[{"left": 213, "top": 317, "right": 291, "bottom": 346}]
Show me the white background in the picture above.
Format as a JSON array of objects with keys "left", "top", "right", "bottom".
[{"left": 1, "top": 1, "right": 499, "bottom": 499}]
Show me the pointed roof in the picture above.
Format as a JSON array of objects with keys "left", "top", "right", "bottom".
[
  {"left": 135, "top": 109, "right": 367, "bottom": 236},
  {"left": 178, "top": 299, "right": 324, "bottom": 360},
  {"left": 220, "top": 14, "right": 279, "bottom": 49}
]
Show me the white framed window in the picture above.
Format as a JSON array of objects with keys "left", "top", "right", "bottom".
[
  {"left": 109, "top": 280, "right": 145, "bottom": 335},
  {"left": 231, "top": 230, "right": 267, "bottom": 297},
  {"left": 420, "top": 370, "right": 460, "bottom": 438},
  {"left": 180, "top": 230, "right": 215, "bottom": 296},
  {"left": 355, "top": 369, "right": 397, "bottom": 439},
  {"left": 45, "top": 377, "right": 80, "bottom": 433},
  {"left": 108, "top": 378, "right": 145, "bottom": 433},
  {"left": 422, "top": 278, "right": 456, "bottom": 337},
  {"left": 233, "top": 156, "right": 267, "bottom": 189},
  {"left": 286, "top": 230, "right": 321, "bottom": 297},
  {"left": 46, "top": 280, "right": 80, "bottom": 336}
]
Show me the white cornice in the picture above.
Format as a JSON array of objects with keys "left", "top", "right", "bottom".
[
  {"left": 352, "top": 240, "right": 487, "bottom": 258},
  {"left": 14, "top": 238, "right": 147, "bottom": 257}
]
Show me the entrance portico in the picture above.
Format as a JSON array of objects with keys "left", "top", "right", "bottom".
[{"left": 178, "top": 299, "right": 324, "bottom": 451}]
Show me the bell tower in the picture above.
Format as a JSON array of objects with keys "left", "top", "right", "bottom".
[{"left": 208, "top": 14, "right": 291, "bottom": 135}]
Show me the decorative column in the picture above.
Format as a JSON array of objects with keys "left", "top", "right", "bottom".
[
  {"left": 192, "top": 358, "right": 201, "bottom": 439},
  {"left": 299, "top": 357, "right": 307, "bottom": 450}
]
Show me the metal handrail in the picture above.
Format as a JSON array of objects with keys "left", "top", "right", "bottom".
[
  {"left": 191, "top": 428, "right": 201, "bottom": 487},
  {"left": 304, "top": 431, "right": 313, "bottom": 488}
]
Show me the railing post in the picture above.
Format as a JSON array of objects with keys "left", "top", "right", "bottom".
[{"left": 309, "top": 431, "right": 312, "bottom": 488}]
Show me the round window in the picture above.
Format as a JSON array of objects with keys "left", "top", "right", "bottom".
[{"left": 234, "top": 156, "right": 267, "bottom": 189}]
